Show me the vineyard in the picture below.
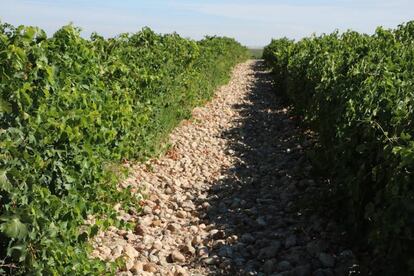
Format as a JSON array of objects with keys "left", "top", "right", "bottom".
[
  {"left": 263, "top": 21, "right": 414, "bottom": 274},
  {"left": 0, "top": 22, "right": 248, "bottom": 274},
  {"left": 1, "top": 17, "right": 414, "bottom": 275}
]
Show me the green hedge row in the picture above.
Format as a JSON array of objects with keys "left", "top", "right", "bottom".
[
  {"left": 0, "top": 22, "right": 248, "bottom": 274},
  {"left": 263, "top": 22, "right": 414, "bottom": 273}
]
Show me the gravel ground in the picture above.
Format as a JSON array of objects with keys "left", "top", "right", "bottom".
[{"left": 89, "top": 60, "right": 360, "bottom": 276}]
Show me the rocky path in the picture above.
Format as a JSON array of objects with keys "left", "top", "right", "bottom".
[{"left": 90, "top": 60, "right": 359, "bottom": 275}]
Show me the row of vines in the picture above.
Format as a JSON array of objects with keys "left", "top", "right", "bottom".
[
  {"left": 0, "top": 22, "right": 248, "bottom": 274},
  {"left": 263, "top": 22, "right": 414, "bottom": 273}
]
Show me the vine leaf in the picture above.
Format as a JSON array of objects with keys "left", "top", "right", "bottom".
[
  {"left": 0, "top": 170, "right": 12, "bottom": 192},
  {"left": 0, "top": 217, "right": 28, "bottom": 239},
  {"left": 0, "top": 98, "right": 12, "bottom": 113}
]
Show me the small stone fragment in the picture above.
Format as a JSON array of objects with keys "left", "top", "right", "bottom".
[
  {"left": 112, "top": 245, "right": 123, "bottom": 258},
  {"left": 130, "top": 261, "right": 143, "bottom": 274},
  {"left": 143, "top": 263, "right": 157, "bottom": 273},
  {"left": 124, "top": 244, "right": 139, "bottom": 259},
  {"left": 151, "top": 219, "right": 162, "bottom": 227},
  {"left": 256, "top": 216, "right": 267, "bottom": 226},
  {"left": 125, "top": 258, "right": 135, "bottom": 271},
  {"left": 293, "top": 264, "right": 312, "bottom": 276},
  {"left": 258, "top": 241, "right": 281, "bottom": 259},
  {"left": 192, "top": 235, "right": 202, "bottom": 246},
  {"left": 143, "top": 205, "right": 152, "bottom": 215},
  {"left": 170, "top": 250, "right": 186, "bottom": 263},
  {"left": 241, "top": 233, "right": 255, "bottom": 243},
  {"left": 319, "top": 252, "right": 335, "bottom": 268},
  {"left": 167, "top": 223, "right": 181, "bottom": 233},
  {"left": 176, "top": 210, "right": 187, "bottom": 218},
  {"left": 277, "top": 260, "right": 292, "bottom": 271},
  {"left": 153, "top": 240, "right": 163, "bottom": 250},
  {"left": 134, "top": 224, "right": 145, "bottom": 236},
  {"left": 127, "top": 233, "right": 137, "bottom": 241},
  {"left": 263, "top": 259, "right": 276, "bottom": 274},
  {"left": 174, "top": 266, "right": 190, "bottom": 276},
  {"left": 306, "top": 240, "right": 328, "bottom": 256},
  {"left": 218, "top": 245, "right": 233, "bottom": 258},
  {"left": 197, "top": 247, "right": 209, "bottom": 257},
  {"left": 202, "top": 257, "right": 217, "bottom": 265},
  {"left": 285, "top": 235, "right": 297, "bottom": 248},
  {"left": 211, "top": 229, "right": 225, "bottom": 239},
  {"left": 99, "top": 246, "right": 111, "bottom": 257},
  {"left": 313, "top": 268, "right": 334, "bottom": 276}
]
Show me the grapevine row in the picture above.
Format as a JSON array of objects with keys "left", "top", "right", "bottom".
[
  {"left": 0, "top": 23, "right": 248, "bottom": 274},
  {"left": 263, "top": 22, "right": 414, "bottom": 273}
]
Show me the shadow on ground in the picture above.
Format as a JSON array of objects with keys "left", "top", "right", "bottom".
[{"left": 198, "top": 61, "right": 359, "bottom": 276}]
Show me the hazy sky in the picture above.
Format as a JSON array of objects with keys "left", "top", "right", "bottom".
[{"left": 1, "top": 0, "right": 413, "bottom": 46}]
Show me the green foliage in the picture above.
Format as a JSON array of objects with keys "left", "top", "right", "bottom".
[
  {"left": 264, "top": 21, "right": 414, "bottom": 273},
  {"left": 0, "top": 22, "right": 248, "bottom": 274}
]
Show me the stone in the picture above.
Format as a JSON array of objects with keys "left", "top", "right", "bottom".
[
  {"left": 182, "top": 200, "right": 195, "bottom": 211},
  {"left": 306, "top": 240, "right": 328, "bottom": 256},
  {"left": 256, "top": 216, "right": 267, "bottom": 226},
  {"left": 213, "top": 239, "right": 226, "bottom": 247},
  {"left": 130, "top": 261, "right": 143, "bottom": 274},
  {"left": 263, "top": 259, "right": 276, "bottom": 274},
  {"left": 167, "top": 223, "right": 181, "bottom": 233},
  {"left": 143, "top": 206, "right": 152, "bottom": 215},
  {"left": 143, "top": 263, "right": 157, "bottom": 273},
  {"left": 231, "top": 198, "right": 241, "bottom": 208},
  {"left": 149, "top": 254, "right": 159, "bottom": 263},
  {"left": 241, "top": 233, "right": 255, "bottom": 243},
  {"left": 258, "top": 241, "right": 281, "bottom": 259},
  {"left": 90, "top": 250, "right": 100, "bottom": 259},
  {"left": 192, "top": 235, "right": 202, "bottom": 246},
  {"left": 313, "top": 268, "right": 334, "bottom": 276},
  {"left": 127, "top": 233, "right": 137, "bottom": 241},
  {"left": 319, "top": 253, "right": 335, "bottom": 268},
  {"left": 99, "top": 246, "right": 111, "bottom": 257},
  {"left": 180, "top": 243, "right": 196, "bottom": 255},
  {"left": 125, "top": 258, "right": 135, "bottom": 270},
  {"left": 134, "top": 224, "right": 145, "bottom": 236},
  {"left": 158, "top": 253, "right": 170, "bottom": 267},
  {"left": 124, "top": 244, "right": 139, "bottom": 259},
  {"left": 190, "top": 225, "right": 198, "bottom": 233},
  {"left": 176, "top": 210, "right": 187, "bottom": 218},
  {"left": 218, "top": 245, "right": 233, "bottom": 258},
  {"left": 292, "top": 264, "right": 312, "bottom": 276},
  {"left": 227, "top": 235, "right": 238, "bottom": 243},
  {"left": 339, "top": 250, "right": 354, "bottom": 259},
  {"left": 277, "top": 260, "right": 292, "bottom": 271},
  {"left": 219, "top": 258, "right": 232, "bottom": 270},
  {"left": 234, "top": 257, "right": 246, "bottom": 266},
  {"left": 143, "top": 235, "right": 154, "bottom": 246},
  {"left": 202, "top": 202, "right": 211, "bottom": 209},
  {"left": 140, "top": 216, "right": 153, "bottom": 226},
  {"left": 285, "top": 235, "right": 297, "bottom": 248},
  {"left": 153, "top": 240, "right": 163, "bottom": 250},
  {"left": 170, "top": 250, "right": 186, "bottom": 263},
  {"left": 111, "top": 245, "right": 123, "bottom": 258},
  {"left": 202, "top": 257, "right": 217, "bottom": 265},
  {"left": 151, "top": 219, "right": 162, "bottom": 227},
  {"left": 174, "top": 266, "right": 190, "bottom": 276},
  {"left": 214, "top": 230, "right": 226, "bottom": 239},
  {"left": 197, "top": 247, "right": 209, "bottom": 258}
]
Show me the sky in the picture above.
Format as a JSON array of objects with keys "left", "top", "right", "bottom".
[{"left": 1, "top": 0, "right": 413, "bottom": 47}]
